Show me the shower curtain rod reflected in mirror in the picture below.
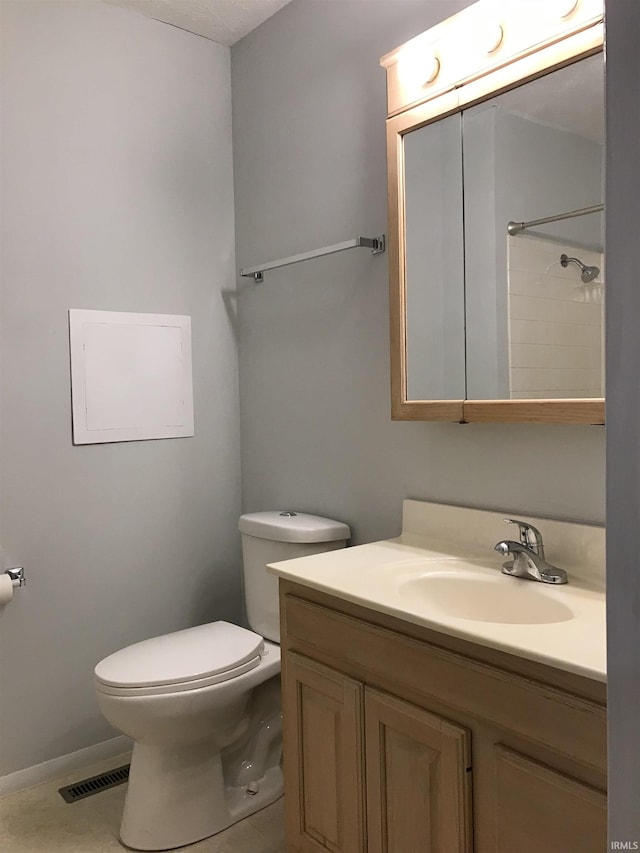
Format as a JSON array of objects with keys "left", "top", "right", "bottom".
[{"left": 507, "top": 203, "right": 604, "bottom": 236}]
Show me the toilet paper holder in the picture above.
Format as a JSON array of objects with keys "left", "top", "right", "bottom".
[{"left": 4, "top": 567, "right": 25, "bottom": 588}]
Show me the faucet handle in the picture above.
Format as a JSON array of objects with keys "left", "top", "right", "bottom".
[{"left": 503, "top": 518, "right": 545, "bottom": 558}]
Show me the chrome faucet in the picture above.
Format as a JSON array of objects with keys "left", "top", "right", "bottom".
[{"left": 494, "top": 518, "right": 568, "bottom": 585}]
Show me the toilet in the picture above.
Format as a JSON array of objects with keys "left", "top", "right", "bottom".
[{"left": 94, "top": 511, "right": 350, "bottom": 852}]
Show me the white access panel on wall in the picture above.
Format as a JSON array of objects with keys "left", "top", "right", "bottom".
[{"left": 69, "top": 309, "right": 194, "bottom": 445}]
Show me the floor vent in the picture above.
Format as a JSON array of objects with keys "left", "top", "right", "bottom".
[{"left": 58, "top": 764, "right": 130, "bottom": 803}]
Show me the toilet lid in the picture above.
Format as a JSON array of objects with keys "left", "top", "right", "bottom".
[{"left": 94, "top": 621, "right": 264, "bottom": 690}]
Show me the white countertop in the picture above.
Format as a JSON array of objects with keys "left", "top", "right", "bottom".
[{"left": 268, "top": 501, "right": 606, "bottom": 682}]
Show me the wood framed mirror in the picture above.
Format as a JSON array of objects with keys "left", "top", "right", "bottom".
[{"left": 381, "top": 0, "right": 605, "bottom": 424}]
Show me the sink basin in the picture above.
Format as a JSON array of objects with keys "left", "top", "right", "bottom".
[{"left": 399, "top": 571, "right": 574, "bottom": 625}]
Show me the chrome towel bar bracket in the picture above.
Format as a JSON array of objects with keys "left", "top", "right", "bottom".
[{"left": 4, "top": 567, "right": 25, "bottom": 587}]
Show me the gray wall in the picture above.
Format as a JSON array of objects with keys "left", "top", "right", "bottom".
[
  {"left": 605, "top": 0, "right": 640, "bottom": 845},
  {"left": 0, "top": 1, "right": 241, "bottom": 774},
  {"left": 232, "top": 0, "right": 605, "bottom": 550}
]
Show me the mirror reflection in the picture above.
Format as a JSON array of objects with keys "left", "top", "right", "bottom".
[
  {"left": 404, "top": 53, "right": 604, "bottom": 402},
  {"left": 405, "top": 115, "right": 465, "bottom": 400}
]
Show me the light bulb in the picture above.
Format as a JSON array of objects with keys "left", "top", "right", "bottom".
[
  {"left": 422, "top": 55, "right": 441, "bottom": 85},
  {"left": 486, "top": 24, "right": 504, "bottom": 54},
  {"left": 560, "top": 0, "right": 580, "bottom": 17}
]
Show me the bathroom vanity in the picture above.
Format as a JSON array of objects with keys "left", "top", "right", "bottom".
[{"left": 269, "top": 501, "right": 606, "bottom": 853}]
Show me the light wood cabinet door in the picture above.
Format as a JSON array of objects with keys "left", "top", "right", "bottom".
[
  {"left": 365, "top": 687, "right": 472, "bottom": 853},
  {"left": 493, "top": 745, "right": 607, "bottom": 853},
  {"left": 282, "top": 653, "right": 365, "bottom": 853}
]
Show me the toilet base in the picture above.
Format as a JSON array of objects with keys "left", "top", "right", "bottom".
[{"left": 119, "top": 740, "right": 283, "bottom": 851}]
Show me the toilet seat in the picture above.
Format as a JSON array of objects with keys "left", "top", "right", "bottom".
[{"left": 94, "top": 621, "right": 265, "bottom": 697}]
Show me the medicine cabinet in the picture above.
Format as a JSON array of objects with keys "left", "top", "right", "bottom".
[{"left": 381, "top": 0, "right": 605, "bottom": 423}]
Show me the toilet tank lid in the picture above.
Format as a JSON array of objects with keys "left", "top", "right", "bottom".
[{"left": 239, "top": 511, "right": 350, "bottom": 543}]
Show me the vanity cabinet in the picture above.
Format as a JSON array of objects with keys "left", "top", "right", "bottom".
[{"left": 280, "top": 581, "right": 607, "bottom": 853}]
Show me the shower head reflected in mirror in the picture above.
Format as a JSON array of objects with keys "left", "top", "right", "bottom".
[{"left": 560, "top": 253, "right": 600, "bottom": 283}]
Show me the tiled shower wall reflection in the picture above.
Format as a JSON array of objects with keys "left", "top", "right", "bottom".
[{"left": 507, "top": 235, "right": 604, "bottom": 399}]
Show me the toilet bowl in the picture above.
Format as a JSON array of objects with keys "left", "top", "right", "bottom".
[
  {"left": 95, "top": 623, "right": 282, "bottom": 851},
  {"left": 94, "top": 511, "right": 350, "bottom": 851}
]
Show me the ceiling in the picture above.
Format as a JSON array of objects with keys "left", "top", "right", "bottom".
[{"left": 105, "top": 0, "right": 293, "bottom": 46}]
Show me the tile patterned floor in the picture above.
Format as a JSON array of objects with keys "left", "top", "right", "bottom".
[{"left": 0, "top": 754, "right": 285, "bottom": 852}]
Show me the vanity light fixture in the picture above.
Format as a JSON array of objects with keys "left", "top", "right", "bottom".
[
  {"left": 486, "top": 24, "right": 504, "bottom": 55},
  {"left": 386, "top": 0, "right": 601, "bottom": 112}
]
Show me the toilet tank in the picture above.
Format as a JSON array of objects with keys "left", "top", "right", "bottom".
[{"left": 239, "top": 511, "right": 350, "bottom": 643}]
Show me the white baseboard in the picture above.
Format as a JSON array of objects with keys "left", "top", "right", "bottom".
[{"left": 0, "top": 735, "right": 132, "bottom": 797}]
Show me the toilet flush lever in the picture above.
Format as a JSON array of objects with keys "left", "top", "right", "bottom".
[{"left": 4, "top": 567, "right": 25, "bottom": 588}]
